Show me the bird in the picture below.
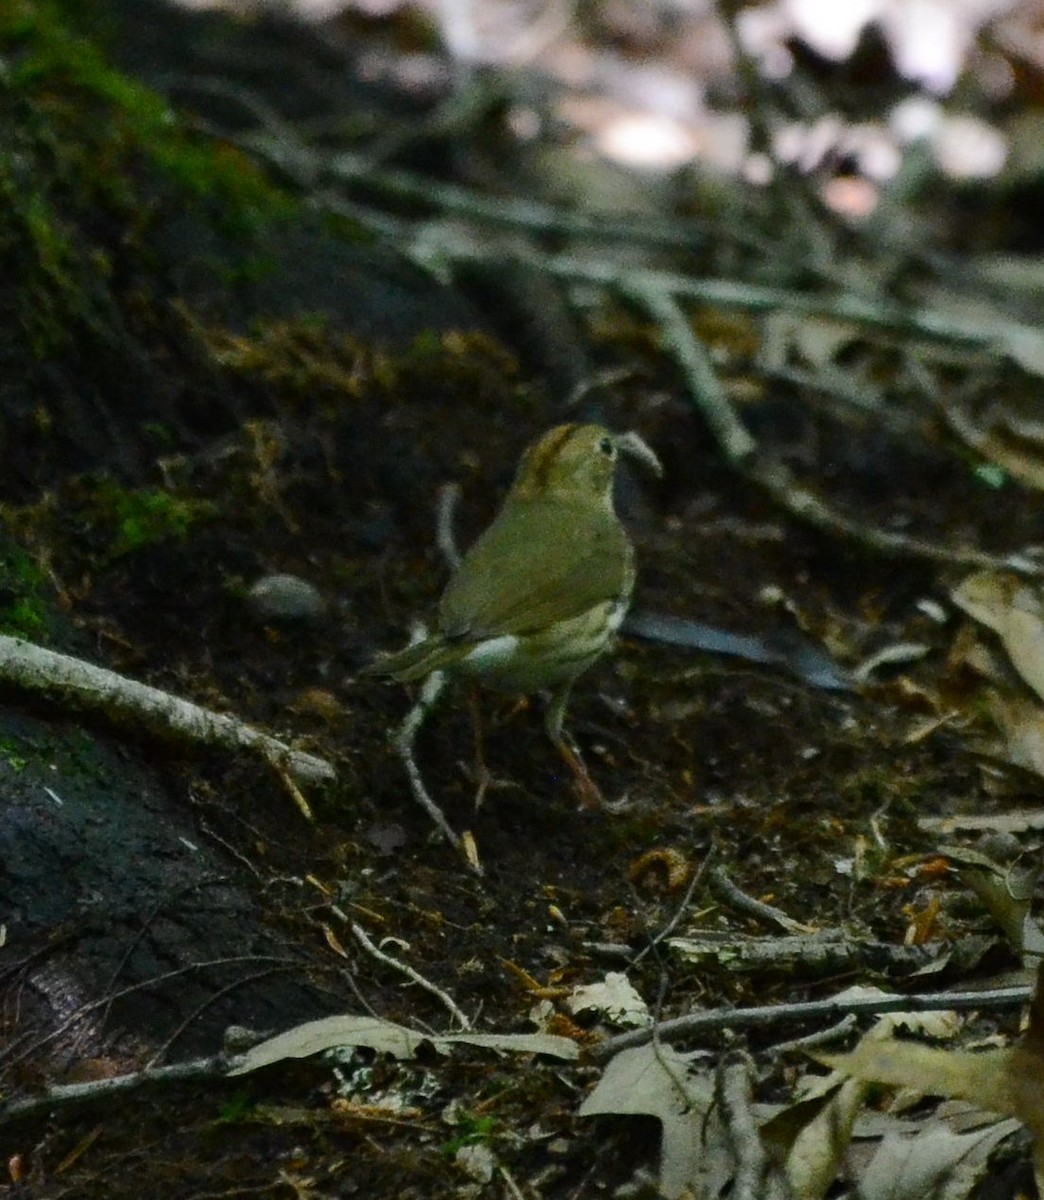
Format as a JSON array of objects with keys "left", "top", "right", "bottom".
[{"left": 363, "top": 422, "right": 662, "bottom": 804}]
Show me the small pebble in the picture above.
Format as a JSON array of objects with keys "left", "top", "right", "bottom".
[
  {"left": 291, "top": 688, "right": 345, "bottom": 719},
  {"left": 455, "top": 1144, "right": 495, "bottom": 1184},
  {"left": 246, "top": 574, "right": 325, "bottom": 623}
]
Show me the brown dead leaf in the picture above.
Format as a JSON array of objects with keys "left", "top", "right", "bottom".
[
  {"left": 944, "top": 846, "right": 1044, "bottom": 959},
  {"left": 952, "top": 572, "right": 1044, "bottom": 702},
  {"left": 985, "top": 690, "right": 1044, "bottom": 777},
  {"left": 824, "top": 962, "right": 1044, "bottom": 1192},
  {"left": 579, "top": 1043, "right": 728, "bottom": 1200},
  {"left": 228, "top": 1015, "right": 578, "bottom": 1073}
]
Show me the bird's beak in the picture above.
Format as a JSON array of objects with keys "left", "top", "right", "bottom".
[{"left": 615, "top": 431, "right": 663, "bottom": 477}]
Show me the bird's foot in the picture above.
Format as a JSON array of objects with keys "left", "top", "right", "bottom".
[
  {"left": 458, "top": 760, "right": 518, "bottom": 811},
  {"left": 551, "top": 735, "right": 605, "bottom": 809},
  {"left": 599, "top": 789, "right": 636, "bottom": 814},
  {"left": 571, "top": 772, "right": 605, "bottom": 809}
]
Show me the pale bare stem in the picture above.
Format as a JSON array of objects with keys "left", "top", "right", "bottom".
[
  {"left": 624, "top": 281, "right": 756, "bottom": 467},
  {"left": 350, "top": 922, "right": 472, "bottom": 1031},
  {"left": 708, "top": 866, "right": 813, "bottom": 935},
  {"left": 394, "top": 669, "right": 484, "bottom": 874},
  {"left": 0, "top": 1054, "right": 230, "bottom": 1124},
  {"left": 435, "top": 482, "right": 463, "bottom": 570},
  {"left": 269, "top": 759, "right": 315, "bottom": 823},
  {"left": 767, "top": 1014, "right": 859, "bottom": 1056},
  {"left": 630, "top": 848, "right": 714, "bottom": 966},
  {"left": 596, "top": 984, "right": 1031, "bottom": 1060},
  {"left": 498, "top": 1165, "right": 527, "bottom": 1200},
  {"left": 718, "top": 1053, "right": 789, "bottom": 1200},
  {"left": 0, "top": 635, "right": 336, "bottom": 787}
]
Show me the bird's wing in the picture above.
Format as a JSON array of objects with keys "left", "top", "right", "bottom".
[{"left": 438, "top": 499, "right": 632, "bottom": 642}]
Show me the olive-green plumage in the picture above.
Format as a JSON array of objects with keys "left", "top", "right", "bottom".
[{"left": 364, "top": 422, "right": 661, "bottom": 801}]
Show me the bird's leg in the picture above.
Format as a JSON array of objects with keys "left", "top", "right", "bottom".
[
  {"left": 545, "top": 682, "right": 603, "bottom": 808},
  {"left": 467, "top": 684, "right": 494, "bottom": 809},
  {"left": 503, "top": 695, "right": 530, "bottom": 721}
]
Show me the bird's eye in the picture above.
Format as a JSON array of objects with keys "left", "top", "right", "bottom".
[{"left": 598, "top": 437, "right": 615, "bottom": 457}]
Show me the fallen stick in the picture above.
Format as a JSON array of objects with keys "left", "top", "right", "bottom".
[
  {"left": 0, "top": 634, "right": 336, "bottom": 787},
  {"left": 595, "top": 984, "right": 1032, "bottom": 1059}
]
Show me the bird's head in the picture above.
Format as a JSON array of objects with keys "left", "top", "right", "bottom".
[{"left": 508, "top": 423, "right": 662, "bottom": 506}]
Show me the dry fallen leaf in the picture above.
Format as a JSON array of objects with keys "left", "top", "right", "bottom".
[
  {"left": 822, "top": 962, "right": 1044, "bottom": 1193},
  {"left": 857, "top": 1112, "right": 1021, "bottom": 1200},
  {"left": 565, "top": 973, "right": 651, "bottom": 1028},
  {"left": 579, "top": 1043, "right": 729, "bottom": 1200},
  {"left": 228, "top": 1014, "right": 578, "bottom": 1075},
  {"left": 952, "top": 572, "right": 1044, "bottom": 702},
  {"left": 942, "top": 845, "right": 1044, "bottom": 960}
]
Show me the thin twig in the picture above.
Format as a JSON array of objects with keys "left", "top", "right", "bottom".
[
  {"left": 708, "top": 866, "right": 813, "bottom": 935},
  {"left": 272, "top": 760, "right": 315, "bottom": 823},
  {"left": 439, "top": 241, "right": 1042, "bottom": 359},
  {"left": 0, "top": 955, "right": 296, "bottom": 1072},
  {"left": 197, "top": 98, "right": 1044, "bottom": 375},
  {"left": 620, "top": 280, "right": 1041, "bottom": 573},
  {"left": 630, "top": 849, "right": 714, "bottom": 966},
  {"left": 498, "top": 1165, "right": 527, "bottom": 1200},
  {"left": 326, "top": 152, "right": 720, "bottom": 254},
  {"left": 190, "top": 102, "right": 1044, "bottom": 574},
  {"left": 767, "top": 1014, "right": 859, "bottom": 1056},
  {"left": 748, "top": 457, "right": 1037, "bottom": 571},
  {"left": 0, "top": 1053, "right": 231, "bottom": 1124},
  {"left": 435, "top": 482, "right": 463, "bottom": 571},
  {"left": 146, "top": 967, "right": 289, "bottom": 1067},
  {"left": 350, "top": 922, "right": 471, "bottom": 1030},
  {"left": 386, "top": 486, "right": 481, "bottom": 870},
  {"left": 624, "top": 281, "right": 755, "bottom": 465},
  {"left": 594, "top": 984, "right": 1032, "bottom": 1059},
  {"left": 394, "top": 670, "right": 482, "bottom": 873}
]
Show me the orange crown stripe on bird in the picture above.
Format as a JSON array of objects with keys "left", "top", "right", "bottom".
[{"left": 364, "top": 423, "right": 662, "bottom": 805}]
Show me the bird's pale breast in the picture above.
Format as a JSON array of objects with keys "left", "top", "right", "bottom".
[{"left": 457, "top": 595, "right": 628, "bottom": 693}]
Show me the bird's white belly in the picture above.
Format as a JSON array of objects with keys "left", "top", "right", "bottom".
[
  {"left": 462, "top": 635, "right": 521, "bottom": 671},
  {"left": 456, "top": 599, "right": 626, "bottom": 693}
]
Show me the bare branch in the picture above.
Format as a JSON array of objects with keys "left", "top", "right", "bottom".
[{"left": 0, "top": 635, "right": 336, "bottom": 787}]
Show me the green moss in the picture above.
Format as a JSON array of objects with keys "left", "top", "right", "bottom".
[
  {"left": 23, "top": 192, "right": 74, "bottom": 278},
  {"left": 440, "top": 1113, "right": 497, "bottom": 1156},
  {"left": 0, "top": 0, "right": 302, "bottom": 361},
  {"left": 0, "top": 544, "right": 52, "bottom": 637},
  {"left": 0, "top": 738, "right": 29, "bottom": 772},
  {"left": 212, "top": 1091, "right": 257, "bottom": 1126},
  {"left": 1, "top": 597, "right": 46, "bottom": 636},
  {"left": 0, "top": 0, "right": 296, "bottom": 231},
  {"left": 88, "top": 480, "right": 216, "bottom": 558},
  {"left": 215, "top": 254, "right": 279, "bottom": 289},
  {"left": 0, "top": 140, "right": 94, "bottom": 356},
  {"left": 0, "top": 544, "right": 47, "bottom": 589}
]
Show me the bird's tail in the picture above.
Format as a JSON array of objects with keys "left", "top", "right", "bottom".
[{"left": 360, "top": 635, "right": 464, "bottom": 683}]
